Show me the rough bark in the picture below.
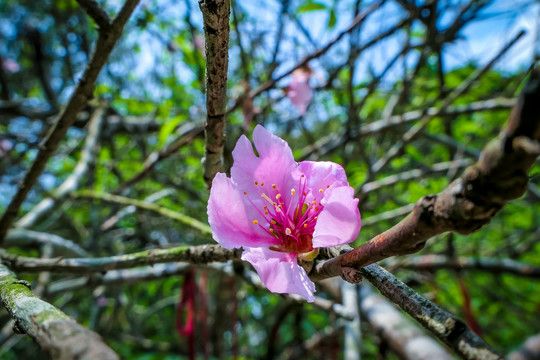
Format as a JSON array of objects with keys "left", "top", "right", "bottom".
[
  {"left": 199, "top": 0, "right": 230, "bottom": 188},
  {"left": 0, "top": 263, "right": 119, "bottom": 359}
]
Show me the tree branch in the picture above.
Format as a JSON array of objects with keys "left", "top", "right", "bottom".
[
  {"left": 0, "top": 0, "right": 141, "bottom": 243},
  {"left": 0, "top": 263, "right": 119, "bottom": 359},
  {"left": 310, "top": 66, "right": 540, "bottom": 282},
  {"left": 199, "top": 0, "right": 231, "bottom": 188},
  {"left": 1, "top": 244, "right": 241, "bottom": 274}
]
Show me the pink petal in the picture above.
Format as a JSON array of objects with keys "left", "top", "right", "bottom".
[
  {"left": 299, "top": 160, "right": 349, "bottom": 203},
  {"left": 242, "top": 248, "right": 315, "bottom": 302},
  {"left": 231, "top": 125, "right": 299, "bottom": 196},
  {"left": 312, "top": 186, "right": 361, "bottom": 248},
  {"left": 208, "top": 173, "right": 280, "bottom": 249},
  {"left": 288, "top": 75, "right": 313, "bottom": 115}
]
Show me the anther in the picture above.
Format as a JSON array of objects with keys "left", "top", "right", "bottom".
[
  {"left": 255, "top": 181, "right": 258, "bottom": 185},
  {"left": 272, "top": 184, "right": 277, "bottom": 189},
  {"left": 285, "top": 228, "right": 292, "bottom": 235},
  {"left": 319, "top": 189, "right": 323, "bottom": 193},
  {"left": 291, "top": 189, "right": 296, "bottom": 195},
  {"left": 304, "top": 224, "right": 307, "bottom": 228},
  {"left": 261, "top": 183, "right": 264, "bottom": 186},
  {"left": 271, "top": 220, "right": 276, "bottom": 225},
  {"left": 276, "top": 194, "right": 281, "bottom": 199},
  {"left": 312, "top": 201, "right": 317, "bottom": 205},
  {"left": 253, "top": 220, "right": 258, "bottom": 224},
  {"left": 243, "top": 192, "right": 248, "bottom": 195}
]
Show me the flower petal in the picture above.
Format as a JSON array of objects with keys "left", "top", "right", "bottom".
[
  {"left": 231, "top": 125, "right": 299, "bottom": 196},
  {"left": 312, "top": 186, "right": 361, "bottom": 248},
  {"left": 208, "top": 173, "right": 280, "bottom": 249},
  {"left": 299, "top": 160, "right": 349, "bottom": 202},
  {"left": 242, "top": 248, "right": 315, "bottom": 302}
]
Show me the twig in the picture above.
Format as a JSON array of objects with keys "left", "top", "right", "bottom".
[
  {"left": 360, "top": 264, "right": 502, "bottom": 360},
  {"left": 1, "top": 244, "right": 241, "bottom": 274},
  {"left": 384, "top": 255, "right": 540, "bottom": 279},
  {"left": 76, "top": 0, "right": 112, "bottom": 30},
  {"left": 74, "top": 190, "right": 211, "bottom": 234},
  {"left": 0, "top": 0, "right": 141, "bottom": 243},
  {"left": 0, "top": 263, "right": 119, "bottom": 359},
  {"left": 370, "top": 30, "right": 526, "bottom": 174},
  {"left": 310, "top": 66, "right": 540, "bottom": 282},
  {"left": 300, "top": 98, "right": 516, "bottom": 160},
  {"left": 199, "top": 0, "right": 231, "bottom": 188},
  {"left": 15, "top": 106, "right": 104, "bottom": 229},
  {"left": 4, "top": 229, "right": 88, "bottom": 257}
]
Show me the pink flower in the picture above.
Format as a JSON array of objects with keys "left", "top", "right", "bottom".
[
  {"left": 287, "top": 67, "right": 313, "bottom": 115},
  {"left": 207, "top": 125, "right": 361, "bottom": 302}
]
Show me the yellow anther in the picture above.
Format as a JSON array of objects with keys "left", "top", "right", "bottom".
[
  {"left": 261, "top": 183, "right": 264, "bottom": 186},
  {"left": 315, "top": 207, "right": 319, "bottom": 211},
  {"left": 255, "top": 181, "right": 258, "bottom": 185},
  {"left": 285, "top": 228, "right": 292, "bottom": 235},
  {"left": 314, "top": 216, "right": 318, "bottom": 220},
  {"left": 253, "top": 220, "right": 258, "bottom": 224},
  {"left": 272, "top": 184, "right": 277, "bottom": 189},
  {"left": 326, "top": 185, "right": 330, "bottom": 188},
  {"left": 243, "top": 192, "right": 248, "bottom": 195},
  {"left": 319, "top": 189, "right": 323, "bottom": 193},
  {"left": 269, "top": 229, "right": 275, "bottom": 235},
  {"left": 312, "top": 201, "right": 317, "bottom": 205},
  {"left": 291, "top": 189, "right": 296, "bottom": 195},
  {"left": 271, "top": 220, "right": 277, "bottom": 225},
  {"left": 304, "top": 223, "right": 307, "bottom": 228},
  {"left": 276, "top": 194, "right": 282, "bottom": 199},
  {"left": 265, "top": 210, "right": 269, "bottom": 215}
]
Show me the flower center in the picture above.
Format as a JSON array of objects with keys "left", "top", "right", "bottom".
[{"left": 244, "top": 175, "right": 328, "bottom": 254}]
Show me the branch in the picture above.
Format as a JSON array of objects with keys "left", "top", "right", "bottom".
[
  {"left": 199, "top": 0, "right": 231, "bottom": 188},
  {"left": 361, "top": 264, "right": 502, "bottom": 360},
  {"left": 300, "top": 97, "right": 516, "bottom": 160},
  {"left": 15, "top": 106, "right": 104, "bottom": 229},
  {"left": 359, "top": 284, "right": 454, "bottom": 360},
  {"left": 4, "top": 229, "right": 89, "bottom": 257},
  {"left": 1, "top": 244, "right": 241, "bottom": 274},
  {"left": 74, "top": 190, "right": 212, "bottom": 234},
  {"left": 0, "top": 0, "right": 141, "bottom": 243},
  {"left": 0, "top": 263, "right": 119, "bottom": 359},
  {"left": 384, "top": 255, "right": 540, "bottom": 279},
  {"left": 76, "top": 0, "right": 112, "bottom": 30},
  {"left": 310, "top": 66, "right": 540, "bottom": 281}
]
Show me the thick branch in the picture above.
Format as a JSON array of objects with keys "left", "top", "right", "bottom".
[
  {"left": 311, "top": 67, "right": 540, "bottom": 281},
  {"left": 0, "top": 0, "right": 140, "bottom": 243},
  {"left": 199, "top": 0, "right": 230, "bottom": 188},
  {"left": 0, "top": 263, "right": 119, "bottom": 359}
]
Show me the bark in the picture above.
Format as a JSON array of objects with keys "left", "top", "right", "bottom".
[{"left": 0, "top": 263, "right": 119, "bottom": 359}]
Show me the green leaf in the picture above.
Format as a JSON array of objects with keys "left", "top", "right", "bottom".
[
  {"left": 328, "top": 9, "right": 336, "bottom": 28},
  {"left": 298, "top": 0, "right": 326, "bottom": 13},
  {"left": 158, "top": 114, "right": 184, "bottom": 148}
]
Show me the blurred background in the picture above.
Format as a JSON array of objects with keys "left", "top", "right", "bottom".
[{"left": 0, "top": 0, "right": 539, "bottom": 358}]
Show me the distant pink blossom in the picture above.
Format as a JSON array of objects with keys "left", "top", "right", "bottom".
[
  {"left": 1, "top": 59, "right": 20, "bottom": 73},
  {"left": 207, "top": 125, "right": 361, "bottom": 301},
  {"left": 287, "top": 67, "right": 313, "bottom": 115}
]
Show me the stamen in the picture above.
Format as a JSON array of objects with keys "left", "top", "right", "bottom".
[
  {"left": 253, "top": 220, "right": 258, "bottom": 224},
  {"left": 291, "top": 189, "right": 296, "bottom": 195},
  {"left": 312, "top": 201, "right": 317, "bottom": 205},
  {"left": 261, "top": 183, "right": 264, "bottom": 186},
  {"left": 319, "top": 189, "right": 323, "bottom": 193},
  {"left": 272, "top": 184, "right": 277, "bottom": 190},
  {"left": 285, "top": 228, "right": 292, "bottom": 235},
  {"left": 243, "top": 192, "right": 247, "bottom": 195},
  {"left": 261, "top": 193, "right": 274, "bottom": 205},
  {"left": 271, "top": 220, "right": 277, "bottom": 225},
  {"left": 304, "top": 223, "right": 307, "bottom": 228},
  {"left": 255, "top": 181, "right": 258, "bottom": 185},
  {"left": 276, "top": 194, "right": 282, "bottom": 200}
]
